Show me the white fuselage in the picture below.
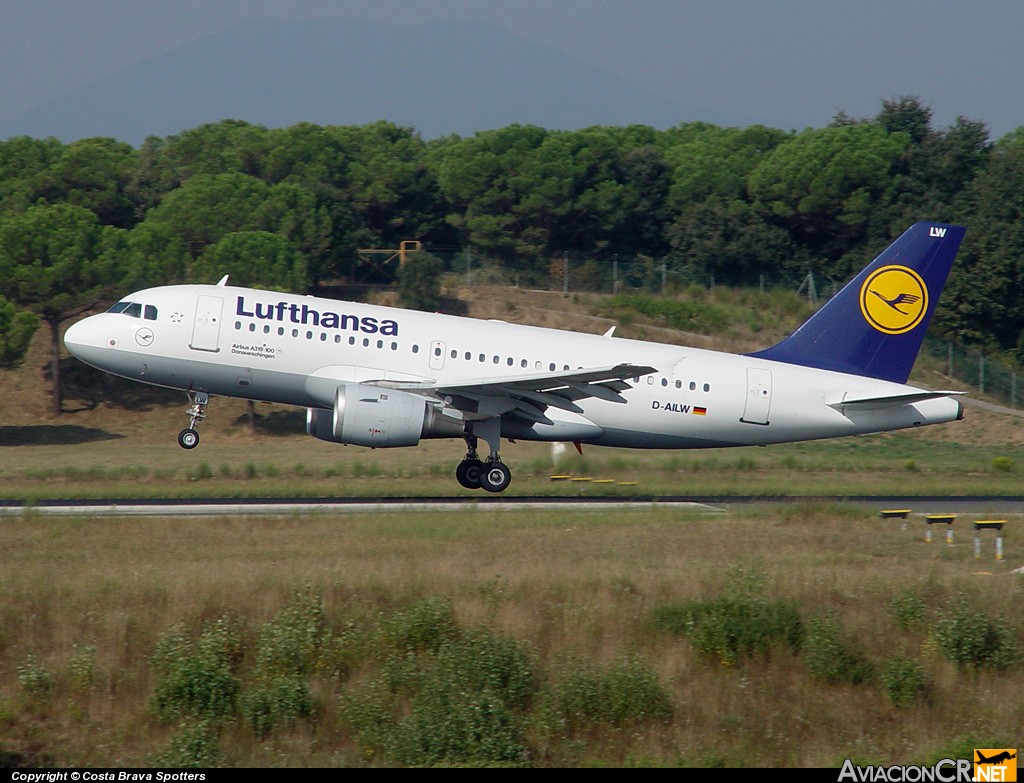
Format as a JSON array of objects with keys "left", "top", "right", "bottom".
[{"left": 64, "top": 284, "right": 963, "bottom": 450}]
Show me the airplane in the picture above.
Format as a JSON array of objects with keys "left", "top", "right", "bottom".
[
  {"left": 976, "top": 751, "right": 1016, "bottom": 765},
  {"left": 64, "top": 222, "right": 966, "bottom": 493}
]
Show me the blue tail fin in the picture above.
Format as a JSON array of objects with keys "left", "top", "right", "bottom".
[{"left": 750, "top": 222, "right": 966, "bottom": 383}]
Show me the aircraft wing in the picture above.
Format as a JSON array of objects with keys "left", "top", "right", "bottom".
[{"left": 381, "top": 363, "right": 656, "bottom": 423}]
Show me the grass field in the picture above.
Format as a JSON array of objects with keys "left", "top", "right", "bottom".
[{"left": 2, "top": 504, "right": 1021, "bottom": 767}]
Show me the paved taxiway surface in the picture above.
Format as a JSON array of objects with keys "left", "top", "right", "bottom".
[{"left": 2, "top": 496, "right": 1024, "bottom": 517}]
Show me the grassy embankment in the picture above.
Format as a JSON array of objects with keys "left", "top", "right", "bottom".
[{"left": 2, "top": 504, "right": 1021, "bottom": 767}]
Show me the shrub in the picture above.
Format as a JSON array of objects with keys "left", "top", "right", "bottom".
[
  {"left": 932, "top": 596, "right": 1021, "bottom": 669},
  {"left": 153, "top": 652, "right": 240, "bottom": 719},
  {"left": 652, "top": 597, "right": 803, "bottom": 664},
  {"left": 241, "top": 675, "right": 313, "bottom": 738},
  {"left": 890, "top": 591, "right": 926, "bottom": 631},
  {"left": 991, "top": 456, "right": 1014, "bottom": 472},
  {"left": 803, "top": 614, "right": 873, "bottom": 685},
  {"left": 390, "top": 686, "right": 529, "bottom": 766},
  {"left": 398, "top": 252, "right": 444, "bottom": 312},
  {"left": 154, "top": 719, "right": 220, "bottom": 767},
  {"left": 378, "top": 596, "right": 458, "bottom": 654},
  {"left": 68, "top": 644, "right": 96, "bottom": 689},
  {"left": 341, "top": 614, "right": 535, "bottom": 766},
  {"left": 152, "top": 616, "right": 243, "bottom": 719},
  {"left": 16, "top": 653, "right": 53, "bottom": 697},
  {"left": 255, "top": 588, "right": 328, "bottom": 677},
  {"left": 549, "top": 657, "right": 672, "bottom": 730},
  {"left": 883, "top": 657, "right": 927, "bottom": 707}
]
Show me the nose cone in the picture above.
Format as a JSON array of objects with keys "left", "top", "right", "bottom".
[
  {"left": 63, "top": 315, "right": 108, "bottom": 367},
  {"left": 63, "top": 319, "right": 86, "bottom": 357}
]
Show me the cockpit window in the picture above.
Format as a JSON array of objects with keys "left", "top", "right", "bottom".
[
  {"left": 123, "top": 303, "right": 143, "bottom": 318},
  {"left": 144, "top": 305, "right": 157, "bottom": 320},
  {"left": 106, "top": 301, "right": 132, "bottom": 314}
]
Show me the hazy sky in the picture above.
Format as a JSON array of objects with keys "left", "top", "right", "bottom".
[{"left": 2, "top": 0, "right": 1021, "bottom": 139}]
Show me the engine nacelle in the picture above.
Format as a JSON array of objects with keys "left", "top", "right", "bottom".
[{"left": 306, "top": 383, "right": 432, "bottom": 447}]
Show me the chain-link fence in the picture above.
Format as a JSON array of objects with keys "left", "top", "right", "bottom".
[{"left": 921, "top": 336, "right": 1023, "bottom": 409}]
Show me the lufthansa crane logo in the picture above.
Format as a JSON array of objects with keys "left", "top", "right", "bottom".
[{"left": 859, "top": 265, "right": 928, "bottom": 335}]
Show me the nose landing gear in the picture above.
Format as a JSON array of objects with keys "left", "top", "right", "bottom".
[{"left": 177, "top": 391, "right": 209, "bottom": 449}]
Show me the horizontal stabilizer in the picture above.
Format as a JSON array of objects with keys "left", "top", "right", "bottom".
[{"left": 827, "top": 390, "right": 964, "bottom": 411}]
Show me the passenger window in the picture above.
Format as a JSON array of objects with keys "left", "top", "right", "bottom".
[
  {"left": 249, "top": 323, "right": 256, "bottom": 332},
  {"left": 412, "top": 344, "right": 419, "bottom": 353},
  {"left": 689, "top": 382, "right": 696, "bottom": 391},
  {"left": 320, "top": 333, "right": 327, "bottom": 341},
  {"left": 264, "top": 325, "right": 271, "bottom": 334},
  {"left": 703, "top": 383, "right": 710, "bottom": 392},
  {"left": 144, "top": 305, "right": 157, "bottom": 320}
]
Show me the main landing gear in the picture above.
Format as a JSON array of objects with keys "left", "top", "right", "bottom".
[
  {"left": 455, "top": 422, "right": 512, "bottom": 493},
  {"left": 177, "top": 391, "right": 209, "bottom": 449}
]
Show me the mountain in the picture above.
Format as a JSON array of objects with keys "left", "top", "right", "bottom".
[{"left": 0, "top": 17, "right": 759, "bottom": 145}]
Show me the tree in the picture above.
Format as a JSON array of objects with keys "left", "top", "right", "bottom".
[
  {"left": 0, "top": 203, "right": 122, "bottom": 414},
  {"left": 0, "top": 296, "right": 39, "bottom": 367},
  {"left": 192, "top": 231, "right": 308, "bottom": 292},
  {"left": 747, "top": 123, "right": 909, "bottom": 276},
  {"left": 397, "top": 251, "right": 444, "bottom": 311},
  {"left": 30, "top": 137, "right": 139, "bottom": 228}
]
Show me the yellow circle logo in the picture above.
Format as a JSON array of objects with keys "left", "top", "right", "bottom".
[{"left": 859, "top": 265, "right": 928, "bottom": 335}]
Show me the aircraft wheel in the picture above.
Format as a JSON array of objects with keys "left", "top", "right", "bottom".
[
  {"left": 480, "top": 461, "right": 512, "bottom": 493},
  {"left": 178, "top": 428, "right": 200, "bottom": 449},
  {"left": 456, "top": 458, "right": 483, "bottom": 489}
]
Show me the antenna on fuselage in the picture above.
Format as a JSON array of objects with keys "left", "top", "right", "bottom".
[{"left": 216, "top": 275, "right": 229, "bottom": 286}]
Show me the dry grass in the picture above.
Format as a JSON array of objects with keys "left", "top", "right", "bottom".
[{"left": 1, "top": 504, "right": 1021, "bottom": 767}]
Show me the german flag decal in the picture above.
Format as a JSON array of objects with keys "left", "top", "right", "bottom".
[{"left": 693, "top": 406, "right": 707, "bottom": 416}]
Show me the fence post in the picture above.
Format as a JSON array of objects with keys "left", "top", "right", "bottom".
[{"left": 980, "top": 355, "right": 985, "bottom": 394}]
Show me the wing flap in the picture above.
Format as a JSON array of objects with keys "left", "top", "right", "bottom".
[{"left": 828, "top": 390, "right": 964, "bottom": 411}]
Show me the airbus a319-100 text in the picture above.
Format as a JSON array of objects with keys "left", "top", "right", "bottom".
[{"left": 64, "top": 222, "right": 966, "bottom": 493}]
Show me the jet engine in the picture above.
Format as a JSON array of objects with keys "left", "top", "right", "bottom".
[{"left": 306, "top": 383, "right": 458, "bottom": 447}]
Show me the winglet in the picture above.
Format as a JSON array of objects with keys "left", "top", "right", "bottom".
[{"left": 750, "top": 223, "right": 966, "bottom": 383}]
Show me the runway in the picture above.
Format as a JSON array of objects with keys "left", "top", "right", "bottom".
[{"left": 2, "top": 495, "right": 1024, "bottom": 517}]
